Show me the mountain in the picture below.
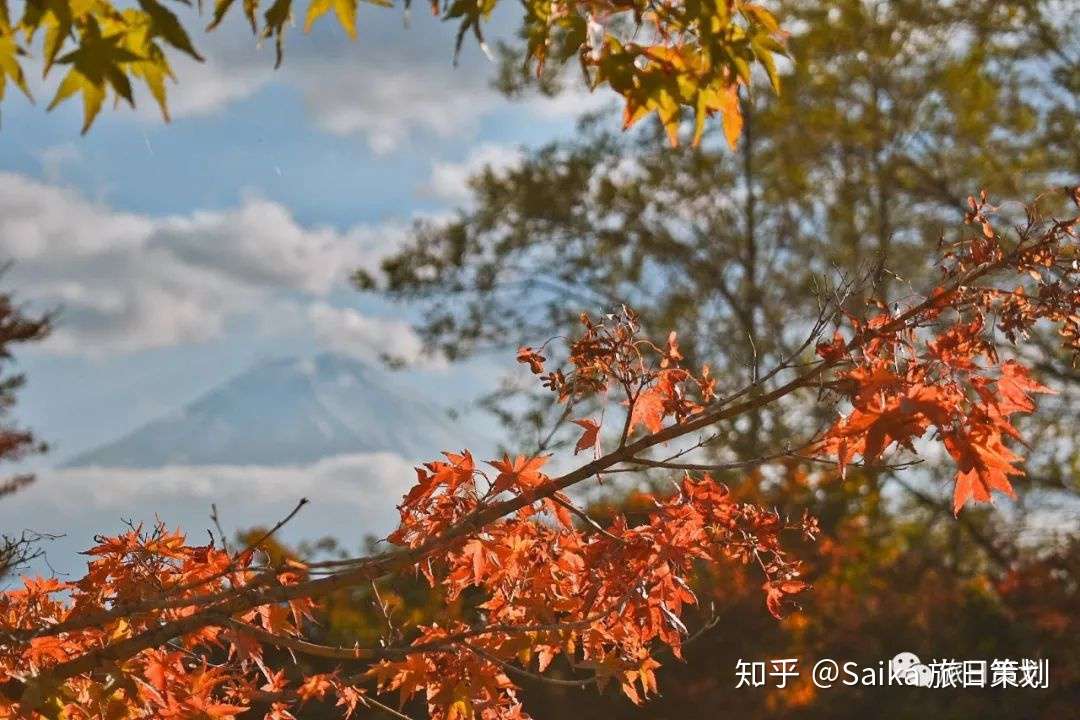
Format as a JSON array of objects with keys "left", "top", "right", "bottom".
[{"left": 65, "top": 354, "right": 464, "bottom": 468}]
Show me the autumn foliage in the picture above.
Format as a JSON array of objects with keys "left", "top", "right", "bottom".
[
  {"left": 817, "top": 194, "right": 1074, "bottom": 515},
  {"left": 0, "top": 0, "right": 782, "bottom": 143},
  {"left": 0, "top": 192, "right": 1078, "bottom": 718}
]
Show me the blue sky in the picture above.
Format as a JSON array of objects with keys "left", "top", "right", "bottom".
[{"left": 0, "top": 5, "right": 614, "bottom": 574}]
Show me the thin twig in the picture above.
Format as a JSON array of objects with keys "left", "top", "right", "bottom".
[
  {"left": 464, "top": 642, "right": 595, "bottom": 688},
  {"left": 210, "top": 504, "right": 230, "bottom": 555}
]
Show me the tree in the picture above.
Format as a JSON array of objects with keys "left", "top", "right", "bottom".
[
  {"left": 0, "top": 0, "right": 785, "bottom": 137},
  {"left": 354, "top": 9, "right": 1078, "bottom": 714},
  {"left": 361, "top": 15, "right": 1079, "bottom": 697},
  {"left": 0, "top": 196, "right": 1077, "bottom": 718},
  {"left": 368, "top": 0, "right": 1078, "bottom": 464},
  {"left": 1, "top": 2, "right": 1077, "bottom": 716},
  {"left": 0, "top": 285, "right": 50, "bottom": 578}
]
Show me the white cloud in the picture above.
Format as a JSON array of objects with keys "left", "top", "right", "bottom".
[
  {"left": 523, "top": 86, "right": 612, "bottom": 121},
  {"left": 300, "top": 66, "right": 498, "bottom": 155},
  {"left": 42, "top": 270, "right": 240, "bottom": 355},
  {"left": 159, "top": 199, "right": 389, "bottom": 296},
  {"left": 306, "top": 302, "right": 435, "bottom": 367},
  {"left": 0, "top": 173, "right": 411, "bottom": 357},
  {"left": 19, "top": 4, "right": 611, "bottom": 154},
  {"left": 427, "top": 142, "right": 523, "bottom": 204},
  {"left": 163, "top": 53, "right": 273, "bottom": 118},
  {"left": 119, "top": 10, "right": 604, "bottom": 154},
  {"left": 126, "top": 12, "right": 503, "bottom": 154},
  {"left": 0, "top": 453, "right": 417, "bottom": 573},
  {"left": 0, "top": 173, "right": 151, "bottom": 259},
  {"left": 41, "top": 452, "right": 416, "bottom": 513}
]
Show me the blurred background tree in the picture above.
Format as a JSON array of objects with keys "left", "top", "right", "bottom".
[
  {"left": 365, "top": 0, "right": 1079, "bottom": 466},
  {"left": 340, "top": 0, "right": 1080, "bottom": 716},
  {"left": 361, "top": 0, "right": 1079, "bottom": 514},
  {"left": 0, "top": 284, "right": 50, "bottom": 578}
]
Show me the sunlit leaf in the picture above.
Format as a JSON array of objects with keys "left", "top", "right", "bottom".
[
  {"left": 303, "top": 0, "right": 370, "bottom": 37},
  {"left": 47, "top": 17, "right": 141, "bottom": 132}
]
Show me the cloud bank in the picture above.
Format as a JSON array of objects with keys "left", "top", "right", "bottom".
[
  {"left": 427, "top": 143, "right": 524, "bottom": 204},
  {"left": 0, "top": 172, "right": 417, "bottom": 358},
  {"left": 1, "top": 453, "right": 416, "bottom": 576},
  {"left": 38, "top": 452, "right": 415, "bottom": 513}
]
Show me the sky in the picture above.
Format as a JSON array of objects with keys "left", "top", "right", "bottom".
[{"left": 0, "top": 4, "right": 614, "bottom": 576}]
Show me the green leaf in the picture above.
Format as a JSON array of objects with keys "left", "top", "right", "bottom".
[
  {"left": 242, "top": 0, "right": 259, "bottom": 31},
  {"left": 121, "top": 12, "right": 175, "bottom": 120},
  {"left": 18, "top": 0, "right": 80, "bottom": 76},
  {"left": 42, "top": 19, "right": 70, "bottom": 74},
  {"left": 732, "top": 54, "right": 752, "bottom": 85},
  {"left": 131, "top": 49, "right": 171, "bottom": 120},
  {"left": 555, "top": 13, "right": 585, "bottom": 63},
  {"left": 742, "top": 3, "right": 779, "bottom": 33},
  {"left": 48, "top": 65, "right": 104, "bottom": 132},
  {"left": 753, "top": 33, "right": 789, "bottom": 58}
]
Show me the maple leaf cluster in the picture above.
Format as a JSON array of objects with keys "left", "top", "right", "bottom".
[
  {"left": 0, "top": 190, "right": 1076, "bottom": 720},
  {"left": 0, "top": 525, "right": 369, "bottom": 719},
  {"left": 0, "top": 310, "right": 811, "bottom": 720},
  {"left": 380, "top": 456, "right": 810, "bottom": 715},
  {"left": 519, "top": 310, "right": 716, "bottom": 438},
  {"left": 817, "top": 193, "right": 1078, "bottom": 514}
]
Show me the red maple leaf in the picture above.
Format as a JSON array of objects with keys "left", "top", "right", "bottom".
[
  {"left": 763, "top": 579, "right": 810, "bottom": 619},
  {"left": 571, "top": 418, "right": 600, "bottom": 454},
  {"left": 944, "top": 429, "right": 1022, "bottom": 515},
  {"left": 489, "top": 454, "right": 549, "bottom": 493},
  {"left": 629, "top": 386, "right": 667, "bottom": 434},
  {"left": 996, "top": 360, "right": 1053, "bottom": 415}
]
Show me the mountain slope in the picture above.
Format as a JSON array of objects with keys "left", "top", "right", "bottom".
[{"left": 65, "top": 354, "right": 463, "bottom": 468}]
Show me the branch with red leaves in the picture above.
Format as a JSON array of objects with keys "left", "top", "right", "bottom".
[{"left": 0, "top": 191, "right": 1077, "bottom": 719}]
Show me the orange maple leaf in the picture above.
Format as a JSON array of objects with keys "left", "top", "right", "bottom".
[
  {"left": 571, "top": 418, "right": 600, "bottom": 454},
  {"left": 944, "top": 429, "right": 1022, "bottom": 515},
  {"left": 763, "top": 579, "right": 810, "bottom": 619},
  {"left": 996, "top": 360, "right": 1054, "bottom": 415},
  {"left": 516, "top": 346, "right": 545, "bottom": 374},
  {"left": 629, "top": 386, "right": 667, "bottom": 434},
  {"left": 489, "top": 454, "right": 549, "bottom": 494}
]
